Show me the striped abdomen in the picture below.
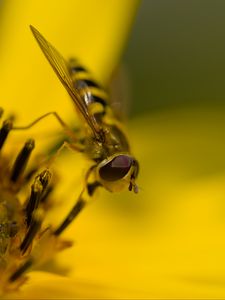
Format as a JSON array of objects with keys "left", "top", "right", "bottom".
[
  {"left": 68, "top": 59, "right": 108, "bottom": 119},
  {"left": 68, "top": 58, "right": 130, "bottom": 155}
]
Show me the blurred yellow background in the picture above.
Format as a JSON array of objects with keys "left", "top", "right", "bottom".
[{"left": 115, "top": 1, "right": 225, "bottom": 297}]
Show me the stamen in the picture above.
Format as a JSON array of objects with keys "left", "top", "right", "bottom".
[
  {"left": 38, "top": 169, "right": 51, "bottom": 190},
  {"left": 25, "top": 170, "right": 51, "bottom": 226},
  {"left": 0, "top": 110, "right": 74, "bottom": 292},
  {"left": 0, "top": 120, "right": 12, "bottom": 150},
  {"left": 10, "top": 139, "right": 35, "bottom": 182},
  {"left": 20, "top": 217, "right": 42, "bottom": 255},
  {"left": 9, "top": 260, "right": 33, "bottom": 282},
  {"left": 40, "top": 185, "right": 53, "bottom": 203},
  {"left": 25, "top": 178, "right": 43, "bottom": 227}
]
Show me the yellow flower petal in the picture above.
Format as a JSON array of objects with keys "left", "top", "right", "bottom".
[
  {"left": 4, "top": 271, "right": 107, "bottom": 299},
  {"left": 5, "top": 271, "right": 148, "bottom": 299}
]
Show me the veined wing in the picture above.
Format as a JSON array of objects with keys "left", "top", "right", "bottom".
[
  {"left": 109, "top": 65, "right": 131, "bottom": 121},
  {"left": 30, "top": 25, "right": 101, "bottom": 139}
]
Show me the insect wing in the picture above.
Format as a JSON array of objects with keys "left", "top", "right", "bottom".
[{"left": 30, "top": 25, "right": 101, "bottom": 138}]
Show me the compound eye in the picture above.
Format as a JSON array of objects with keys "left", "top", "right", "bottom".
[{"left": 99, "top": 155, "right": 133, "bottom": 181}]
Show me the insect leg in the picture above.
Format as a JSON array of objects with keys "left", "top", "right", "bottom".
[
  {"left": 54, "top": 166, "right": 101, "bottom": 236},
  {"left": 45, "top": 140, "right": 84, "bottom": 168},
  {"left": 12, "top": 111, "right": 77, "bottom": 142},
  {"left": 12, "top": 111, "right": 85, "bottom": 166}
]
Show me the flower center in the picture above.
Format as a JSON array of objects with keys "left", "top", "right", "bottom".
[{"left": 0, "top": 110, "right": 72, "bottom": 294}]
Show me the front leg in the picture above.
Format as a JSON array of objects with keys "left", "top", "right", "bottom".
[{"left": 53, "top": 166, "right": 101, "bottom": 236}]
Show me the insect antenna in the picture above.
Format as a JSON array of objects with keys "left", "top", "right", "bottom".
[{"left": 12, "top": 111, "right": 77, "bottom": 142}]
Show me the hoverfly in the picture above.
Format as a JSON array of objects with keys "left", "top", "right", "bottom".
[{"left": 22, "top": 26, "right": 139, "bottom": 236}]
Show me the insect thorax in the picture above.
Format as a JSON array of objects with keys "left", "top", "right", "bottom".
[{"left": 84, "top": 121, "right": 130, "bottom": 163}]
